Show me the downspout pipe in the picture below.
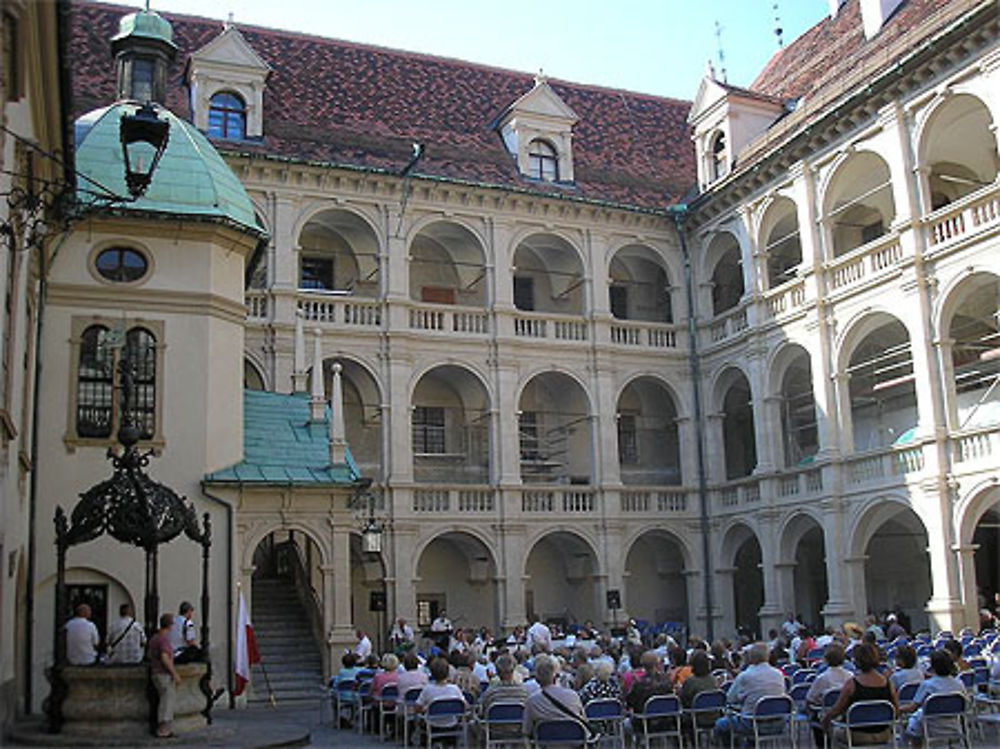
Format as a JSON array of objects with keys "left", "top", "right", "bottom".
[
  {"left": 668, "top": 203, "right": 715, "bottom": 642},
  {"left": 200, "top": 486, "right": 235, "bottom": 709}
]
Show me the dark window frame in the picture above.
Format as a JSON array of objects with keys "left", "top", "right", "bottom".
[
  {"left": 527, "top": 139, "right": 559, "bottom": 182},
  {"left": 207, "top": 91, "right": 247, "bottom": 140},
  {"left": 95, "top": 247, "right": 149, "bottom": 283},
  {"left": 412, "top": 405, "right": 446, "bottom": 454}
]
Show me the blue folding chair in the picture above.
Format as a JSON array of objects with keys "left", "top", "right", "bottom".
[
  {"left": 831, "top": 699, "right": 896, "bottom": 748},
  {"left": 357, "top": 679, "right": 375, "bottom": 734},
  {"left": 793, "top": 668, "right": 817, "bottom": 684},
  {"left": 632, "top": 694, "right": 682, "bottom": 749},
  {"left": 788, "top": 682, "right": 811, "bottom": 742},
  {"left": 733, "top": 694, "right": 794, "bottom": 749},
  {"left": 332, "top": 678, "right": 357, "bottom": 727},
  {"left": 921, "top": 692, "right": 970, "bottom": 749},
  {"left": 583, "top": 697, "right": 625, "bottom": 748},
  {"left": 377, "top": 684, "right": 399, "bottom": 741},
  {"left": 422, "top": 696, "right": 468, "bottom": 748},
  {"left": 686, "top": 689, "right": 725, "bottom": 749},
  {"left": 897, "top": 681, "right": 920, "bottom": 707},
  {"left": 400, "top": 686, "right": 423, "bottom": 747},
  {"left": 533, "top": 718, "right": 587, "bottom": 748},
  {"left": 484, "top": 701, "right": 527, "bottom": 749}
]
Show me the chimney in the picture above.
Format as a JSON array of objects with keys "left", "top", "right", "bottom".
[{"left": 860, "top": 0, "right": 906, "bottom": 39}]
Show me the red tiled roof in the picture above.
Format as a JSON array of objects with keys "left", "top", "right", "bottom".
[
  {"left": 70, "top": 1, "right": 696, "bottom": 211},
  {"left": 751, "top": 0, "right": 961, "bottom": 102}
]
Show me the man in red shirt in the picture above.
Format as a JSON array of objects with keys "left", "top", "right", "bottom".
[{"left": 149, "top": 613, "right": 182, "bottom": 738}]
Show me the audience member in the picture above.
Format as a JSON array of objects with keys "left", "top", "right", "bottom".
[
  {"left": 714, "top": 642, "right": 785, "bottom": 746},
  {"left": 523, "top": 654, "right": 585, "bottom": 737},
  {"left": 822, "top": 642, "right": 898, "bottom": 746},
  {"left": 149, "top": 613, "right": 181, "bottom": 738},
  {"left": 107, "top": 602, "right": 145, "bottom": 664},
  {"left": 65, "top": 603, "right": 100, "bottom": 666}
]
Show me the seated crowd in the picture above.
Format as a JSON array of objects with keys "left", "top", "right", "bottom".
[{"left": 330, "top": 612, "right": 1000, "bottom": 747}]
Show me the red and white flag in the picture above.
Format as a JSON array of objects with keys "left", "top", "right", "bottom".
[{"left": 233, "top": 589, "right": 260, "bottom": 696}]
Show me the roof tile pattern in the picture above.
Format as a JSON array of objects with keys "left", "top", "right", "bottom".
[
  {"left": 71, "top": 1, "right": 696, "bottom": 210},
  {"left": 205, "top": 390, "right": 359, "bottom": 486},
  {"left": 751, "top": 0, "right": 957, "bottom": 102}
]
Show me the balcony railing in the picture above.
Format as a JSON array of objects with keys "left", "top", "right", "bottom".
[
  {"left": 763, "top": 279, "right": 807, "bottom": 320},
  {"left": 412, "top": 486, "right": 495, "bottom": 513},
  {"left": 297, "top": 291, "right": 383, "bottom": 327},
  {"left": 952, "top": 424, "right": 1000, "bottom": 465},
  {"left": 842, "top": 442, "right": 926, "bottom": 487},
  {"left": 925, "top": 183, "right": 1000, "bottom": 249},
  {"left": 408, "top": 303, "right": 490, "bottom": 335},
  {"left": 609, "top": 320, "right": 679, "bottom": 349},
  {"left": 513, "top": 311, "right": 588, "bottom": 342},
  {"left": 826, "top": 234, "right": 903, "bottom": 295},
  {"left": 245, "top": 290, "right": 268, "bottom": 321},
  {"left": 620, "top": 487, "right": 689, "bottom": 513},
  {"left": 713, "top": 477, "right": 761, "bottom": 509},
  {"left": 520, "top": 487, "right": 595, "bottom": 513},
  {"left": 707, "top": 305, "right": 749, "bottom": 344}
]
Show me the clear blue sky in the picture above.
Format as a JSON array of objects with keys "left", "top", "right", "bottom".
[{"left": 128, "top": 1, "right": 830, "bottom": 99}]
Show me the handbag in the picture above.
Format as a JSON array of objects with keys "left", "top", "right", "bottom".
[{"left": 541, "top": 688, "right": 603, "bottom": 745}]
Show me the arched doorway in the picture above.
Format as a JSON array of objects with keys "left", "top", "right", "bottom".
[
  {"left": 860, "top": 504, "right": 932, "bottom": 631},
  {"left": 722, "top": 524, "right": 763, "bottom": 639},
  {"left": 409, "top": 221, "right": 487, "bottom": 307},
  {"left": 624, "top": 530, "right": 689, "bottom": 629},
  {"left": 524, "top": 531, "right": 600, "bottom": 628},
  {"left": 518, "top": 372, "right": 592, "bottom": 485},
  {"left": 415, "top": 532, "right": 498, "bottom": 635},
  {"left": 616, "top": 377, "right": 681, "bottom": 485},
  {"left": 411, "top": 365, "right": 490, "bottom": 484},
  {"left": 781, "top": 515, "right": 829, "bottom": 630}
]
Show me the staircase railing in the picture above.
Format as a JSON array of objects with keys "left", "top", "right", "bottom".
[{"left": 275, "top": 540, "right": 328, "bottom": 679}]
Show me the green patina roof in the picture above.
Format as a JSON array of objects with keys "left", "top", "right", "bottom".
[
  {"left": 112, "top": 9, "right": 176, "bottom": 49},
  {"left": 205, "top": 390, "right": 360, "bottom": 486},
  {"left": 74, "top": 102, "right": 259, "bottom": 233}
]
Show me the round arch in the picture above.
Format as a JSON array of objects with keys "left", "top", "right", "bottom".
[
  {"left": 778, "top": 512, "right": 829, "bottom": 629},
  {"left": 758, "top": 196, "right": 802, "bottom": 289},
  {"left": 407, "top": 219, "right": 489, "bottom": 306},
  {"left": 607, "top": 242, "right": 675, "bottom": 323},
  {"left": 292, "top": 202, "right": 383, "bottom": 249},
  {"left": 617, "top": 371, "right": 689, "bottom": 419},
  {"left": 623, "top": 528, "right": 690, "bottom": 628},
  {"left": 409, "top": 360, "right": 493, "bottom": 407},
  {"left": 517, "top": 370, "right": 595, "bottom": 484},
  {"left": 616, "top": 375, "right": 683, "bottom": 485},
  {"left": 323, "top": 355, "right": 385, "bottom": 478},
  {"left": 523, "top": 529, "right": 602, "bottom": 627},
  {"left": 241, "top": 521, "right": 331, "bottom": 573},
  {"left": 413, "top": 529, "right": 499, "bottom": 632},
  {"left": 243, "top": 355, "right": 268, "bottom": 391},
  {"left": 710, "top": 363, "right": 753, "bottom": 413},
  {"left": 820, "top": 149, "right": 895, "bottom": 258},
  {"left": 516, "top": 366, "right": 594, "bottom": 412},
  {"left": 510, "top": 231, "right": 587, "bottom": 316},
  {"left": 719, "top": 522, "right": 764, "bottom": 637},
  {"left": 915, "top": 92, "right": 998, "bottom": 210}
]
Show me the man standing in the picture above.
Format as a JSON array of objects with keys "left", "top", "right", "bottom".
[
  {"left": 526, "top": 617, "right": 553, "bottom": 654},
  {"left": 353, "top": 628, "right": 373, "bottom": 660},
  {"left": 150, "top": 613, "right": 182, "bottom": 738},
  {"left": 107, "top": 603, "right": 146, "bottom": 664},
  {"left": 390, "top": 617, "right": 414, "bottom": 650},
  {"left": 65, "top": 603, "right": 100, "bottom": 665}
]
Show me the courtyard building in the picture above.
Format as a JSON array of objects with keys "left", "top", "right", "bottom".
[{"left": 0, "top": 0, "right": 998, "bottom": 720}]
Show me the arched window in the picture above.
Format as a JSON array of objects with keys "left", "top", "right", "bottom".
[
  {"left": 75, "top": 324, "right": 157, "bottom": 440},
  {"left": 528, "top": 139, "right": 558, "bottom": 182},
  {"left": 76, "top": 325, "right": 113, "bottom": 438},
  {"left": 207, "top": 92, "right": 246, "bottom": 140},
  {"left": 711, "top": 131, "right": 728, "bottom": 182}
]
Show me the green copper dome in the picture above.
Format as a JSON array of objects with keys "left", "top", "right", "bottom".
[
  {"left": 74, "top": 102, "right": 259, "bottom": 233},
  {"left": 112, "top": 9, "right": 176, "bottom": 49}
]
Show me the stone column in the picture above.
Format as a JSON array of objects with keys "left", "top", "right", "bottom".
[
  {"left": 328, "top": 526, "right": 355, "bottom": 654},
  {"left": 391, "top": 524, "right": 419, "bottom": 625},
  {"left": 820, "top": 499, "right": 855, "bottom": 626},
  {"left": 714, "top": 567, "right": 736, "bottom": 638},
  {"left": 954, "top": 544, "right": 980, "bottom": 633},
  {"left": 385, "top": 354, "right": 414, "bottom": 484},
  {"left": 832, "top": 373, "right": 854, "bottom": 455},
  {"left": 934, "top": 338, "right": 959, "bottom": 431},
  {"left": 500, "top": 525, "right": 528, "bottom": 629},
  {"left": 706, "top": 412, "right": 726, "bottom": 483},
  {"left": 805, "top": 318, "right": 840, "bottom": 460},
  {"left": 675, "top": 416, "right": 696, "bottom": 488},
  {"left": 494, "top": 362, "right": 522, "bottom": 486},
  {"left": 843, "top": 556, "right": 868, "bottom": 624},
  {"left": 922, "top": 480, "right": 963, "bottom": 633},
  {"left": 757, "top": 513, "right": 784, "bottom": 636},
  {"left": 774, "top": 562, "right": 797, "bottom": 620},
  {"left": 593, "top": 367, "right": 620, "bottom": 485},
  {"left": 272, "top": 195, "right": 300, "bottom": 393},
  {"left": 384, "top": 208, "right": 409, "bottom": 303}
]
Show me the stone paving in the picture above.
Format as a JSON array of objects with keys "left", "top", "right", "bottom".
[{"left": 8, "top": 698, "right": 1000, "bottom": 748}]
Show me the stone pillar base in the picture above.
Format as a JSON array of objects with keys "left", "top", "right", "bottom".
[{"left": 52, "top": 662, "right": 208, "bottom": 739}]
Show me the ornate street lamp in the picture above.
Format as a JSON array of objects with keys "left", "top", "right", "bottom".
[
  {"left": 352, "top": 477, "right": 383, "bottom": 555},
  {"left": 119, "top": 102, "right": 170, "bottom": 199}
]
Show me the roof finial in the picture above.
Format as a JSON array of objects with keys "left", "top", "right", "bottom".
[
  {"left": 225, "top": 11, "right": 234, "bottom": 29},
  {"left": 714, "top": 20, "right": 728, "bottom": 84},
  {"left": 773, "top": 1, "right": 784, "bottom": 48},
  {"left": 534, "top": 68, "right": 546, "bottom": 87},
  {"left": 145, "top": 0, "right": 151, "bottom": 10}
]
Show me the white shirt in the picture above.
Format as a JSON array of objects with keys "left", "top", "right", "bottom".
[
  {"left": 107, "top": 615, "right": 146, "bottom": 664},
  {"left": 391, "top": 623, "right": 414, "bottom": 643},
  {"left": 526, "top": 621, "right": 552, "bottom": 652},
  {"left": 354, "top": 634, "right": 372, "bottom": 659},
  {"left": 170, "top": 615, "right": 196, "bottom": 653},
  {"left": 65, "top": 616, "right": 100, "bottom": 665},
  {"left": 431, "top": 616, "right": 452, "bottom": 633}
]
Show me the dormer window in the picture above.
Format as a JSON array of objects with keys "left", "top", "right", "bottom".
[
  {"left": 208, "top": 92, "right": 246, "bottom": 140},
  {"left": 711, "top": 131, "right": 728, "bottom": 181},
  {"left": 528, "top": 139, "right": 558, "bottom": 182}
]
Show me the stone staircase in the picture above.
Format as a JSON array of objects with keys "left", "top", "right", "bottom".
[{"left": 249, "top": 577, "right": 324, "bottom": 706}]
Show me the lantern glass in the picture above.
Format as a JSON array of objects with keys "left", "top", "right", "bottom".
[
  {"left": 119, "top": 103, "right": 170, "bottom": 198},
  {"left": 362, "top": 522, "right": 382, "bottom": 554}
]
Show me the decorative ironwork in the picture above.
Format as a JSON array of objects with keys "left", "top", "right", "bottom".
[{"left": 49, "top": 360, "right": 213, "bottom": 732}]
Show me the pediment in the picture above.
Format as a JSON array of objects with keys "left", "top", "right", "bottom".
[
  {"left": 189, "top": 25, "right": 270, "bottom": 74},
  {"left": 505, "top": 79, "right": 578, "bottom": 125},
  {"left": 688, "top": 75, "right": 728, "bottom": 124}
]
